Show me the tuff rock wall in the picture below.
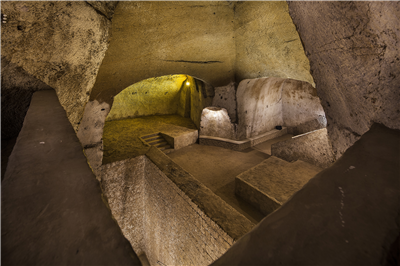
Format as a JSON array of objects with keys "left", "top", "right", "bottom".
[
  {"left": 288, "top": 1, "right": 400, "bottom": 158},
  {"left": 1, "top": 1, "right": 117, "bottom": 132},
  {"left": 234, "top": 1, "right": 314, "bottom": 86},
  {"left": 89, "top": 1, "right": 236, "bottom": 107}
]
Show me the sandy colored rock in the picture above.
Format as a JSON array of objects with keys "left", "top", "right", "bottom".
[
  {"left": 281, "top": 79, "right": 325, "bottom": 127},
  {"left": 106, "top": 75, "right": 188, "bottom": 122},
  {"left": 236, "top": 78, "right": 284, "bottom": 139},
  {"left": 90, "top": 1, "right": 236, "bottom": 106},
  {"left": 1, "top": 1, "right": 116, "bottom": 131},
  {"left": 234, "top": 1, "right": 315, "bottom": 86},
  {"left": 288, "top": 1, "right": 400, "bottom": 159},
  {"left": 212, "top": 82, "right": 237, "bottom": 123},
  {"left": 272, "top": 128, "right": 335, "bottom": 169},
  {"left": 200, "top": 107, "right": 236, "bottom": 139},
  {"left": 213, "top": 124, "right": 400, "bottom": 266},
  {"left": 235, "top": 156, "right": 322, "bottom": 215}
]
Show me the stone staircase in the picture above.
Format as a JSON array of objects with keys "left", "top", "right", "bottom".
[
  {"left": 235, "top": 156, "right": 322, "bottom": 216},
  {"left": 141, "top": 133, "right": 174, "bottom": 154}
]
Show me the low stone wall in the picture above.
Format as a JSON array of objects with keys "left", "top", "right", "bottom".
[
  {"left": 100, "top": 147, "right": 254, "bottom": 266},
  {"left": 199, "top": 128, "right": 287, "bottom": 151},
  {"left": 100, "top": 157, "right": 146, "bottom": 255},
  {"left": 271, "top": 128, "right": 335, "bottom": 169}
]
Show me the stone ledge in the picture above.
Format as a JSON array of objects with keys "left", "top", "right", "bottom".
[
  {"left": 272, "top": 128, "right": 335, "bottom": 168},
  {"left": 199, "top": 127, "right": 287, "bottom": 151},
  {"left": 235, "top": 156, "right": 322, "bottom": 215},
  {"left": 145, "top": 146, "right": 255, "bottom": 241}
]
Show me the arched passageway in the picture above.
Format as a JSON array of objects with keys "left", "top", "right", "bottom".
[{"left": 102, "top": 74, "right": 214, "bottom": 164}]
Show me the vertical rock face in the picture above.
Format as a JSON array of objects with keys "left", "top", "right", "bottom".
[
  {"left": 1, "top": 1, "right": 117, "bottom": 131},
  {"left": 288, "top": 1, "right": 400, "bottom": 158},
  {"left": 212, "top": 82, "right": 237, "bottom": 123},
  {"left": 234, "top": 1, "right": 315, "bottom": 86}
]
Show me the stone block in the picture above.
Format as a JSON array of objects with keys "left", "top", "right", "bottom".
[
  {"left": 235, "top": 156, "right": 322, "bottom": 215},
  {"left": 272, "top": 128, "right": 335, "bottom": 169}
]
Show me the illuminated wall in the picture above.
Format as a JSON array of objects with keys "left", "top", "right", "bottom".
[
  {"left": 106, "top": 75, "right": 190, "bottom": 121},
  {"left": 106, "top": 74, "right": 213, "bottom": 129}
]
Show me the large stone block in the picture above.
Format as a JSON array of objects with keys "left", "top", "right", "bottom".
[
  {"left": 235, "top": 156, "right": 321, "bottom": 215},
  {"left": 271, "top": 128, "right": 335, "bottom": 169}
]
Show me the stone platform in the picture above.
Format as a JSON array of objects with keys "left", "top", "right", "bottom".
[{"left": 235, "top": 156, "right": 322, "bottom": 215}]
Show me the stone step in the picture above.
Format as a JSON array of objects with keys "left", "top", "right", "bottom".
[
  {"left": 156, "top": 142, "right": 170, "bottom": 149},
  {"left": 141, "top": 132, "right": 160, "bottom": 140},
  {"left": 163, "top": 148, "right": 174, "bottom": 154},
  {"left": 235, "top": 156, "right": 322, "bottom": 216},
  {"left": 148, "top": 138, "right": 164, "bottom": 145}
]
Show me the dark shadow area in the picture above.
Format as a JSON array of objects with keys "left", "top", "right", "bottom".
[{"left": 1, "top": 137, "right": 17, "bottom": 181}]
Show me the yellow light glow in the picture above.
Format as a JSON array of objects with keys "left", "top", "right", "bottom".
[{"left": 186, "top": 82, "right": 190, "bottom": 86}]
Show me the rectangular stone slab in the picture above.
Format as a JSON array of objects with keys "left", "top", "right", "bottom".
[{"left": 235, "top": 156, "right": 322, "bottom": 215}]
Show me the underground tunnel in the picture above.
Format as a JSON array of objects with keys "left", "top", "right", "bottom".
[{"left": 1, "top": 1, "right": 399, "bottom": 266}]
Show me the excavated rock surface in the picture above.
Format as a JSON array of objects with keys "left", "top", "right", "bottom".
[
  {"left": 288, "top": 1, "right": 400, "bottom": 159},
  {"left": 234, "top": 1, "right": 314, "bottom": 86},
  {"left": 1, "top": 1, "right": 117, "bottom": 131}
]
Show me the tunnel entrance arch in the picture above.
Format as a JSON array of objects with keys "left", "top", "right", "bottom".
[
  {"left": 106, "top": 74, "right": 214, "bottom": 129},
  {"left": 102, "top": 74, "right": 215, "bottom": 164}
]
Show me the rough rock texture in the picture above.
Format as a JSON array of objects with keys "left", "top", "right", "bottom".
[
  {"left": 2, "top": 90, "right": 140, "bottom": 265},
  {"left": 272, "top": 128, "right": 335, "bottom": 169},
  {"left": 106, "top": 75, "right": 187, "bottom": 122},
  {"left": 86, "top": 1, "right": 119, "bottom": 20},
  {"left": 90, "top": 1, "right": 236, "bottom": 106},
  {"left": 235, "top": 77, "right": 325, "bottom": 140},
  {"left": 234, "top": 1, "right": 314, "bottom": 86},
  {"left": 146, "top": 147, "right": 254, "bottom": 242},
  {"left": 200, "top": 107, "right": 236, "bottom": 139},
  {"left": 102, "top": 115, "right": 197, "bottom": 164},
  {"left": 161, "top": 130, "right": 198, "bottom": 150},
  {"left": 78, "top": 100, "right": 110, "bottom": 148},
  {"left": 77, "top": 100, "right": 110, "bottom": 177},
  {"left": 190, "top": 80, "right": 215, "bottom": 129},
  {"left": 144, "top": 155, "right": 237, "bottom": 265},
  {"left": 1, "top": 1, "right": 117, "bottom": 131},
  {"left": 212, "top": 123, "right": 400, "bottom": 266},
  {"left": 281, "top": 79, "right": 325, "bottom": 127},
  {"left": 100, "top": 156, "right": 146, "bottom": 256},
  {"left": 236, "top": 78, "right": 284, "bottom": 139},
  {"left": 100, "top": 148, "right": 254, "bottom": 265},
  {"left": 212, "top": 82, "right": 237, "bottom": 123},
  {"left": 236, "top": 156, "right": 322, "bottom": 215},
  {"left": 287, "top": 116, "right": 327, "bottom": 136},
  {"left": 1, "top": 58, "right": 53, "bottom": 140},
  {"left": 288, "top": 1, "right": 400, "bottom": 159}
]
